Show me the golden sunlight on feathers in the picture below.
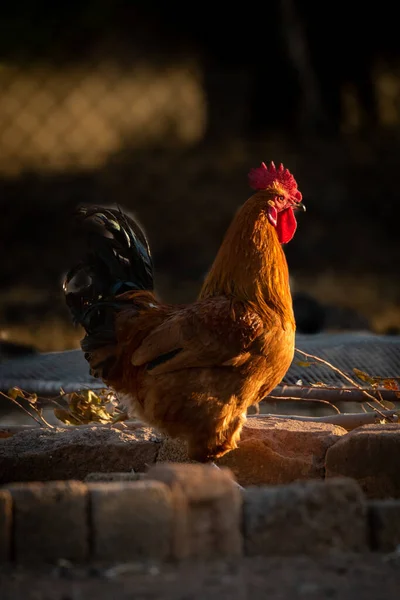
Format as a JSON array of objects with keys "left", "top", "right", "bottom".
[{"left": 64, "top": 164, "right": 302, "bottom": 462}]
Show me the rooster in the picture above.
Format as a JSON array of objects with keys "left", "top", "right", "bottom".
[{"left": 64, "top": 162, "right": 305, "bottom": 464}]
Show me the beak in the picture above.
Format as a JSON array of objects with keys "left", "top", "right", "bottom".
[{"left": 295, "top": 202, "right": 306, "bottom": 212}]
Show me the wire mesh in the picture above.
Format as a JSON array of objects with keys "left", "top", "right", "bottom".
[{"left": 0, "top": 333, "right": 399, "bottom": 397}]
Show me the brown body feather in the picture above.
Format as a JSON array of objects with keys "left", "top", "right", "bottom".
[{"left": 79, "top": 190, "right": 296, "bottom": 462}]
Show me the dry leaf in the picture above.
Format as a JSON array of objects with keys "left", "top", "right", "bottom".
[
  {"left": 382, "top": 378, "right": 399, "bottom": 391},
  {"left": 54, "top": 388, "right": 124, "bottom": 426},
  {"left": 353, "top": 368, "right": 377, "bottom": 386},
  {"left": 382, "top": 400, "right": 396, "bottom": 410},
  {"left": 8, "top": 387, "right": 26, "bottom": 400}
]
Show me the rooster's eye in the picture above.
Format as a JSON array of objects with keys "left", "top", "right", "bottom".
[{"left": 278, "top": 195, "right": 285, "bottom": 201}]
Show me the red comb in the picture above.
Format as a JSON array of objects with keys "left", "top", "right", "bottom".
[{"left": 248, "top": 161, "right": 302, "bottom": 201}]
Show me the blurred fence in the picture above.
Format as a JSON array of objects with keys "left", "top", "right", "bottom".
[
  {"left": 0, "top": 59, "right": 205, "bottom": 175},
  {"left": 1, "top": 5, "right": 400, "bottom": 344}
]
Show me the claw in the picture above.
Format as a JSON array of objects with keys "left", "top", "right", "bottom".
[{"left": 209, "top": 462, "right": 245, "bottom": 491}]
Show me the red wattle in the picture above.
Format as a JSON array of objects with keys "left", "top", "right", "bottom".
[{"left": 276, "top": 208, "right": 297, "bottom": 244}]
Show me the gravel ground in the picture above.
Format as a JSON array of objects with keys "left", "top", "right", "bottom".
[{"left": 1, "top": 554, "right": 400, "bottom": 600}]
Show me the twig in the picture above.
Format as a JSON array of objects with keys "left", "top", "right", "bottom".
[
  {"left": 294, "top": 348, "right": 391, "bottom": 420},
  {"left": 248, "top": 410, "right": 398, "bottom": 431},
  {"left": 367, "top": 375, "right": 400, "bottom": 382},
  {"left": 266, "top": 395, "right": 341, "bottom": 414},
  {"left": 268, "top": 384, "right": 400, "bottom": 403},
  {"left": 300, "top": 384, "right": 354, "bottom": 393},
  {"left": 34, "top": 409, "right": 54, "bottom": 428},
  {"left": 0, "top": 391, "right": 50, "bottom": 428}
]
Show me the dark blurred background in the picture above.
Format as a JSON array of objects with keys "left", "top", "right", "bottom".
[{"left": 0, "top": 0, "right": 399, "bottom": 356}]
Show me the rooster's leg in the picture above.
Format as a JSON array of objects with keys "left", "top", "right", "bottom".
[{"left": 210, "top": 462, "right": 244, "bottom": 491}]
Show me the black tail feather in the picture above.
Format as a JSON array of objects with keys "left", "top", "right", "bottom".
[{"left": 64, "top": 205, "right": 154, "bottom": 333}]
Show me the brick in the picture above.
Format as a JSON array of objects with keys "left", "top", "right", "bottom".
[
  {"left": 368, "top": 500, "right": 400, "bottom": 552},
  {"left": 0, "top": 490, "right": 12, "bottom": 562},
  {"left": 6, "top": 481, "right": 88, "bottom": 563},
  {"left": 85, "top": 472, "right": 144, "bottom": 483},
  {"left": 157, "top": 437, "right": 193, "bottom": 464},
  {"left": 325, "top": 424, "right": 400, "bottom": 498},
  {"left": 244, "top": 478, "right": 368, "bottom": 556},
  {"left": 0, "top": 426, "right": 160, "bottom": 484},
  {"left": 146, "top": 463, "right": 243, "bottom": 559},
  {"left": 157, "top": 419, "right": 347, "bottom": 488},
  {"left": 218, "top": 416, "right": 346, "bottom": 487},
  {"left": 89, "top": 480, "right": 173, "bottom": 561}
]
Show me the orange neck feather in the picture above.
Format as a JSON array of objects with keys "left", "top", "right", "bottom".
[{"left": 199, "top": 191, "right": 295, "bottom": 327}]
